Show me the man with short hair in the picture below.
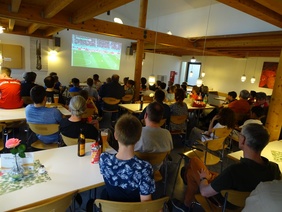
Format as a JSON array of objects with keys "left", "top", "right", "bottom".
[
  {"left": 228, "top": 89, "right": 250, "bottom": 114},
  {"left": 181, "top": 124, "right": 281, "bottom": 208},
  {"left": 25, "top": 85, "right": 62, "bottom": 144},
  {"left": 44, "top": 76, "right": 65, "bottom": 105},
  {"left": 0, "top": 67, "right": 23, "bottom": 109},
  {"left": 135, "top": 102, "right": 173, "bottom": 170},
  {"left": 99, "top": 114, "right": 155, "bottom": 202}
]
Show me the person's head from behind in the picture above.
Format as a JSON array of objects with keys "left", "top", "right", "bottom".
[
  {"left": 126, "top": 79, "right": 135, "bottom": 88},
  {"left": 114, "top": 114, "right": 142, "bottom": 146},
  {"left": 160, "top": 82, "right": 166, "bottom": 90},
  {"left": 175, "top": 88, "right": 186, "bottom": 102},
  {"left": 79, "top": 89, "right": 89, "bottom": 100},
  {"left": 30, "top": 85, "right": 46, "bottom": 104},
  {"left": 154, "top": 89, "right": 165, "bottom": 103},
  {"left": 227, "top": 91, "right": 237, "bottom": 101},
  {"left": 250, "top": 90, "right": 256, "bottom": 99},
  {"left": 169, "top": 85, "right": 176, "bottom": 93},
  {"left": 240, "top": 124, "right": 269, "bottom": 152},
  {"left": 156, "top": 80, "right": 162, "bottom": 88},
  {"left": 112, "top": 74, "right": 119, "bottom": 83},
  {"left": 256, "top": 92, "right": 267, "bottom": 105},
  {"left": 250, "top": 106, "right": 265, "bottom": 119},
  {"left": 93, "top": 74, "right": 99, "bottom": 81},
  {"left": 181, "top": 82, "right": 187, "bottom": 91},
  {"left": 71, "top": 78, "right": 80, "bottom": 87},
  {"left": 123, "top": 77, "right": 129, "bottom": 85},
  {"left": 141, "top": 77, "right": 147, "bottom": 85},
  {"left": 145, "top": 102, "right": 164, "bottom": 124},
  {"left": 69, "top": 95, "right": 86, "bottom": 117},
  {"left": 217, "top": 107, "right": 235, "bottom": 129},
  {"left": 87, "top": 78, "right": 94, "bottom": 87},
  {"left": 49, "top": 72, "right": 57, "bottom": 77},
  {"left": 44, "top": 76, "right": 55, "bottom": 88},
  {"left": 0, "top": 67, "right": 11, "bottom": 79},
  {"left": 192, "top": 86, "right": 199, "bottom": 95},
  {"left": 239, "top": 89, "right": 250, "bottom": 100},
  {"left": 23, "top": 72, "right": 37, "bottom": 83}
]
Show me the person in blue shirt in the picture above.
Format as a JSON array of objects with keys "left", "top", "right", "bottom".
[
  {"left": 99, "top": 114, "right": 155, "bottom": 202},
  {"left": 69, "top": 77, "right": 81, "bottom": 92},
  {"left": 25, "top": 85, "right": 62, "bottom": 144}
]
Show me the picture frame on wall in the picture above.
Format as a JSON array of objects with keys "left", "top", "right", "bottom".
[{"left": 259, "top": 62, "right": 278, "bottom": 89}]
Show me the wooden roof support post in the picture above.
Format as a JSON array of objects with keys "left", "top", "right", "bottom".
[
  {"left": 134, "top": 0, "right": 148, "bottom": 101},
  {"left": 265, "top": 50, "right": 282, "bottom": 141}
]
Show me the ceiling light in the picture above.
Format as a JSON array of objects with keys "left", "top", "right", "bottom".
[
  {"left": 114, "top": 17, "right": 123, "bottom": 24},
  {"left": 148, "top": 75, "right": 156, "bottom": 86},
  {"left": 190, "top": 56, "right": 196, "bottom": 63},
  {"left": 167, "top": 30, "right": 172, "bottom": 35},
  {"left": 201, "top": 71, "right": 206, "bottom": 78},
  {"left": 250, "top": 76, "right": 256, "bottom": 83},
  {"left": 241, "top": 74, "right": 246, "bottom": 82}
]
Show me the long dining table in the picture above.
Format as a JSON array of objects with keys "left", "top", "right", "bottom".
[{"left": 0, "top": 144, "right": 104, "bottom": 211}]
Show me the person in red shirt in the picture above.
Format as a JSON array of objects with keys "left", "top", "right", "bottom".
[{"left": 0, "top": 67, "right": 23, "bottom": 109}]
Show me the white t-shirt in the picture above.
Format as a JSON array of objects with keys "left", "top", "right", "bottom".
[{"left": 243, "top": 180, "right": 282, "bottom": 212}]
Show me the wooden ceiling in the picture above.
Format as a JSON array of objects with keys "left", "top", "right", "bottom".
[{"left": 0, "top": 0, "right": 281, "bottom": 58}]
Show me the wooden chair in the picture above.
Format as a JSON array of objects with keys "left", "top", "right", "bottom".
[
  {"left": 193, "top": 190, "right": 250, "bottom": 212},
  {"left": 95, "top": 196, "right": 169, "bottom": 212},
  {"left": 0, "top": 123, "right": 6, "bottom": 152},
  {"left": 81, "top": 108, "right": 96, "bottom": 119},
  {"left": 61, "top": 133, "right": 96, "bottom": 146},
  {"left": 22, "top": 96, "right": 33, "bottom": 106},
  {"left": 27, "top": 123, "right": 60, "bottom": 150},
  {"left": 121, "top": 94, "right": 133, "bottom": 103},
  {"left": 169, "top": 115, "right": 188, "bottom": 134},
  {"left": 69, "top": 92, "right": 79, "bottom": 97},
  {"left": 102, "top": 97, "right": 121, "bottom": 113},
  {"left": 143, "top": 95, "right": 154, "bottom": 103},
  {"left": 183, "top": 128, "right": 232, "bottom": 172},
  {"left": 135, "top": 151, "right": 169, "bottom": 195},
  {"left": 11, "top": 190, "right": 77, "bottom": 212}
]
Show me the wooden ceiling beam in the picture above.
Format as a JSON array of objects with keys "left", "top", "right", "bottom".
[
  {"left": 44, "top": 27, "right": 64, "bottom": 37},
  {"left": 26, "top": 23, "right": 40, "bottom": 34},
  {"left": 8, "top": 19, "right": 15, "bottom": 31},
  {"left": 72, "top": 0, "right": 133, "bottom": 24},
  {"left": 43, "top": 0, "right": 74, "bottom": 19},
  {"left": 11, "top": 0, "right": 22, "bottom": 13},
  {"left": 217, "top": 0, "right": 282, "bottom": 28},
  {"left": 255, "top": 0, "right": 282, "bottom": 15}
]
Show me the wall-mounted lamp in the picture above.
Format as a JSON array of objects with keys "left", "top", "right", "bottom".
[
  {"left": 190, "top": 56, "right": 196, "bottom": 63},
  {"left": 167, "top": 30, "right": 172, "bottom": 35},
  {"left": 201, "top": 71, "right": 206, "bottom": 78},
  {"left": 48, "top": 50, "right": 58, "bottom": 61},
  {"left": 196, "top": 78, "right": 203, "bottom": 87},
  {"left": 0, "top": 26, "right": 5, "bottom": 34}
]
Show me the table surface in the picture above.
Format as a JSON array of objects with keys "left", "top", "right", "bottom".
[
  {"left": 119, "top": 103, "right": 149, "bottom": 113},
  {"left": 0, "top": 106, "right": 71, "bottom": 122},
  {"left": 228, "top": 140, "right": 282, "bottom": 171},
  {"left": 0, "top": 144, "right": 104, "bottom": 211}
]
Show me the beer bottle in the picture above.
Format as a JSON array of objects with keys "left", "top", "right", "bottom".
[
  {"left": 139, "top": 95, "right": 143, "bottom": 110},
  {"left": 78, "top": 128, "right": 85, "bottom": 157}
]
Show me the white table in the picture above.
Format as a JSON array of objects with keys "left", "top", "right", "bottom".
[
  {"left": 0, "top": 144, "right": 104, "bottom": 211},
  {"left": 228, "top": 140, "right": 282, "bottom": 171},
  {"left": 119, "top": 103, "right": 149, "bottom": 114}
]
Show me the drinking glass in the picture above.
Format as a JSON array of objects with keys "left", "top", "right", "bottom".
[
  {"left": 46, "top": 97, "right": 52, "bottom": 107},
  {"left": 53, "top": 94, "right": 59, "bottom": 105}
]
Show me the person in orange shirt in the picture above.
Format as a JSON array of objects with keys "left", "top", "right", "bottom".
[{"left": 0, "top": 67, "right": 23, "bottom": 109}]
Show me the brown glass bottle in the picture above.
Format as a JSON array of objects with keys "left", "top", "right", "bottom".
[
  {"left": 97, "top": 129, "right": 103, "bottom": 153},
  {"left": 78, "top": 128, "right": 85, "bottom": 157}
]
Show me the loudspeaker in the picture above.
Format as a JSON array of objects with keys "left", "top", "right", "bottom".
[
  {"left": 54, "top": 37, "right": 61, "bottom": 47},
  {"left": 126, "top": 46, "right": 133, "bottom": 55}
]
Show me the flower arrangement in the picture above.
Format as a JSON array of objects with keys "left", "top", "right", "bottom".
[{"left": 5, "top": 138, "right": 26, "bottom": 158}]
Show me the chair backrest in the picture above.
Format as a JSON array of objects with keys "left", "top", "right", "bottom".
[
  {"left": 14, "top": 190, "right": 77, "bottom": 212},
  {"left": 22, "top": 96, "right": 33, "bottom": 105},
  {"left": 0, "top": 123, "right": 6, "bottom": 151},
  {"left": 135, "top": 151, "right": 169, "bottom": 167},
  {"left": 95, "top": 196, "right": 169, "bottom": 212},
  {"left": 159, "top": 118, "right": 167, "bottom": 127},
  {"left": 69, "top": 92, "right": 79, "bottom": 97},
  {"left": 221, "top": 190, "right": 250, "bottom": 208},
  {"left": 170, "top": 115, "right": 188, "bottom": 125},
  {"left": 102, "top": 97, "right": 121, "bottom": 105},
  {"left": 122, "top": 94, "right": 133, "bottom": 103},
  {"left": 81, "top": 108, "right": 95, "bottom": 118},
  {"left": 143, "top": 95, "right": 154, "bottom": 103},
  {"left": 206, "top": 128, "right": 232, "bottom": 151},
  {"left": 61, "top": 133, "right": 96, "bottom": 146},
  {"left": 27, "top": 123, "right": 59, "bottom": 136}
]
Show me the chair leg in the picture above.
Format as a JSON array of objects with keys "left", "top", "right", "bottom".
[{"left": 170, "top": 155, "right": 184, "bottom": 198}]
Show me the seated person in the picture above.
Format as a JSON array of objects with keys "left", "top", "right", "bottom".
[
  {"left": 243, "top": 180, "right": 282, "bottom": 212},
  {"left": 83, "top": 78, "right": 98, "bottom": 101},
  {"left": 170, "top": 88, "right": 189, "bottom": 131},
  {"left": 248, "top": 90, "right": 256, "bottom": 105},
  {"left": 190, "top": 86, "right": 199, "bottom": 100},
  {"left": 254, "top": 92, "right": 269, "bottom": 125},
  {"left": 0, "top": 67, "right": 23, "bottom": 109},
  {"left": 60, "top": 95, "right": 98, "bottom": 140},
  {"left": 79, "top": 90, "right": 98, "bottom": 114},
  {"left": 187, "top": 107, "right": 235, "bottom": 146},
  {"left": 182, "top": 124, "right": 281, "bottom": 208},
  {"left": 222, "top": 91, "right": 237, "bottom": 106},
  {"left": 21, "top": 72, "right": 37, "bottom": 97},
  {"left": 44, "top": 76, "right": 66, "bottom": 105},
  {"left": 135, "top": 102, "right": 173, "bottom": 170},
  {"left": 25, "top": 85, "right": 62, "bottom": 144},
  {"left": 99, "top": 114, "right": 155, "bottom": 202},
  {"left": 239, "top": 106, "right": 264, "bottom": 128},
  {"left": 69, "top": 77, "right": 81, "bottom": 92},
  {"left": 139, "top": 89, "right": 170, "bottom": 127}
]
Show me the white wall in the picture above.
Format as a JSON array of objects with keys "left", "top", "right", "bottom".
[
  {"left": 182, "top": 56, "right": 279, "bottom": 96},
  {"left": 0, "top": 30, "right": 182, "bottom": 86}
]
